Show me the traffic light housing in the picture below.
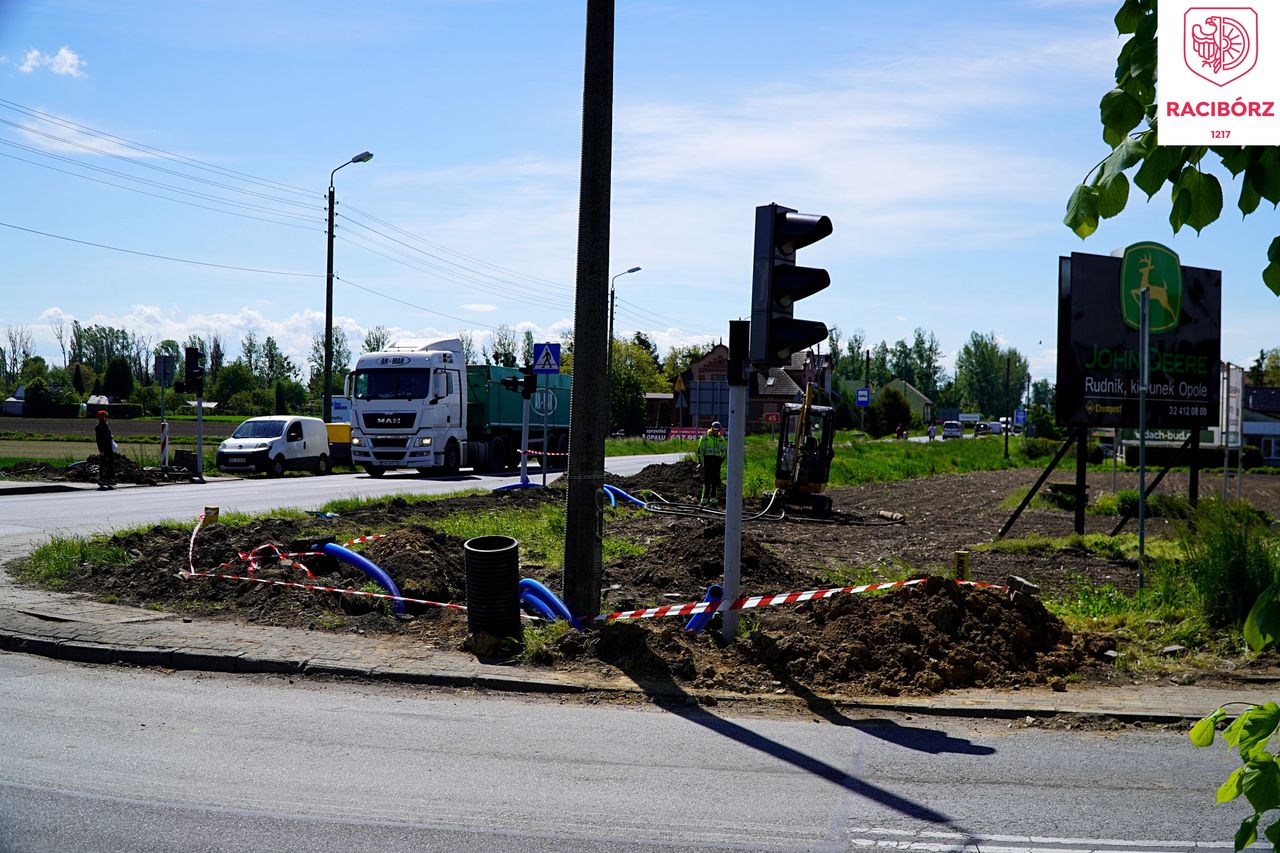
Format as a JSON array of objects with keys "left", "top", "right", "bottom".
[
  {"left": 499, "top": 376, "right": 522, "bottom": 394},
  {"left": 519, "top": 365, "right": 537, "bottom": 399},
  {"left": 183, "top": 346, "right": 206, "bottom": 397},
  {"left": 749, "top": 203, "right": 832, "bottom": 367}
]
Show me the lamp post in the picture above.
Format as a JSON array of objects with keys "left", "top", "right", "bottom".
[
  {"left": 606, "top": 266, "right": 641, "bottom": 382},
  {"left": 324, "top": 150, "right": 373, "bottom": 423}
]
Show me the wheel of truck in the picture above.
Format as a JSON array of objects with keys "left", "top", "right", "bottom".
[
  {"left": 443, "top": 441, "right": 460, "bottom": 475},
  {"left": 487, "top": 437, "right": 506, "bottom": 472},
  {"left": 554, "top": 434, "right": 569, "bottom": 469},
  {"left": 315, "top": 454, "right": 330, "bottom": 476},
  {"left": 364, "top": 465, "right": 385, "bottom": 478},
  {"left": 267, "top": 455, "right": 286, "bottom": 478}
]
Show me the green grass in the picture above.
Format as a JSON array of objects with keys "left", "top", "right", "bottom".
[
  {"left": 975, "top": 532, "right": 1181, "bottom": 563},
  {"left": 17, "top": 537, "right": 129, "bottom": 588},
  {"left": 519, "top": 619, "right": 576, "bottom": 662}
]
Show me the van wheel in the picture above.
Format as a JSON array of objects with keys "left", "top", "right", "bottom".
[
  {"left": 267, "top": 455, "right": 286, "bottom": 478},
  {"left": 443, "top": 441, "right": 460, "bottom": 475},
  {"left": 364, "top": 465, "right": 385, "bottom": 478},
  {"left": 315, "top": 454, "right": 330, "bottom": 475}
]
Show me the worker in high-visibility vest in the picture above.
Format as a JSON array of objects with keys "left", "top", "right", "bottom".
[{"left": 696, "top": 421, "right": 727, "bottom": 506}]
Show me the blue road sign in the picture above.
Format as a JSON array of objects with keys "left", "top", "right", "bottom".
[
  {"left": 532, "top": 342, "right": 561, "bottom": 374},
  {"left": 855, "top": 387, "right": 871, "bottom": 407},
  {"left": 1014, "top": 407, "right": 1027, "bottom": 427}
]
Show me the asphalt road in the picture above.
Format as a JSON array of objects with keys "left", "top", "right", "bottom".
[
  {"left": 0, "top": 654, "right": 1245, "bottom": 852},
  {"left": 0, "top": 453, "right": 687, "bottom": 552}
]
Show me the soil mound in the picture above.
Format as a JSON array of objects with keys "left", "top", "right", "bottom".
[{"left": 609, "top": 458, "right": 700, "bottom": 502}]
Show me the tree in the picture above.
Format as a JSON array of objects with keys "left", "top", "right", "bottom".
[
  {"left": 866, "top": 386, "right": 911, "bottom": 438},
  {"left": 49, "top": 318, "right": 69, "bottom": 369},
  {"left": 101, "top": 357, "right": 134, "bottom": 399},
  {"left": 1246, "top": 348, "right": 1280, "bottom": 387},
  {"left": 954, "top": 332, "right": 1030, "bottom": 415},
  {"left": 240, "top": 331, "right": 260, "bottom": 378},
  {"left": 209, "top": 361, "right": 256, "bottom": 404},
  {"left": 19, "top": 355, "right": 47, "bottom": 383},
  {"left": 522, "top": 331, "right": 535, "bottom": 366},
  {"left": 458, "top": 331, "right": 477, "bottom": 365},
  {"left": 72, "top": 364, "right": 85, "bottom": 395},
  {"left": 3, "top": 325, "right": 35, "bottom": 381},
  {"left": 909, "top": 329, "right": 944, "bottom": 399},
  {"left": 274, "top": 382, "right": 287, "bottom": 415},
  {"left": 489, "top": 324, "right": 519, "bottom": 367},
  {"left": 363, "top": 325, "right": 392, "bottom": 353},
  {"left": 207, "top": 331, "right": 225, "bottom": 382},
  {"left": 260, "top": 336, "right": 297, "bottom": 385},
  {"left": 1068, "top": 0, "right": 1280, "bottom": 296},
  {"left": 1030, "top": 379, "right": 1056, "bottom": 409},
  {"left": 307, "top": 328, "right": 351, "bottom": 396},
  {"left": 661, "top": 341, "right": 715, "bottom": 384},
  {"left": 609, "top": 338, "right": 668, "bottom": 433}
]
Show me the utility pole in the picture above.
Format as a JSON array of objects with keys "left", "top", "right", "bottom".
[
  {"left": 563, "top": 0, "right": 614, "bottom": 618},
  {"left": 1004, "top": 354, "right": 1011, "bottom": 460}
]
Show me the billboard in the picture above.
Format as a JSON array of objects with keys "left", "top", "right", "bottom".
[{"left": 1056, "top": 246, "right": 1220, "bottom": 429}]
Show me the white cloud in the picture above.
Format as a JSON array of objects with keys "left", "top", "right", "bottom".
[{"left": 19, "top": 46, "right": 87, "bottom": 78}]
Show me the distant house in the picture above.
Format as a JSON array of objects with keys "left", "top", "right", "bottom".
[
  {"left": 1244, "top": 387, "right": 1280, "bottom": 467},
  {"left": 884, "top": 378, "right": 934, "bottom": 425},
  {"left": 2, "top": 383, "right": 24, "bottom": 417},
  {"left": 673, "top": 346, "right": 833, "bottom": 432}
]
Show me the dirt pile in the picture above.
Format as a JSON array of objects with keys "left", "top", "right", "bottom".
[{"left": 2, "top": 454, "right": 186, "bottom": 486}]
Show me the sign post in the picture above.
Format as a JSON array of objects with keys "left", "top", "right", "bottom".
[
  {"left": 531, "top": 343, "right": 561, "bottom": 485},
  {"left": 153, "top": 354, "right": 176, "bottom": 468}
]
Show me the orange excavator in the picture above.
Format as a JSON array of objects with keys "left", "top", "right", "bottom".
[{"left": 773, "top": 384, "right": 836, "bottom": 516}]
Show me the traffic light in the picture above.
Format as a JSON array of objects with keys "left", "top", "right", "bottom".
[
  {"left": 499, "top": 376, "right": 522, "bottom": 394},
  {"left": 749, "top": 203, "right": 832, "bottom": 367},
  {"left": 183, "top": 346, "right": 206, "bottom": 397},
  {"left": 519, "top": 365, "right": 537, "bottom": 399}
]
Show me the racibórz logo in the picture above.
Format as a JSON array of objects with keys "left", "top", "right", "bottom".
[
  {"left": 1120, "top": 242, "right": 1183, "bottom": 334},
  {"left": 1185, "top": 7, "right": 1258, "bottom": 86}
]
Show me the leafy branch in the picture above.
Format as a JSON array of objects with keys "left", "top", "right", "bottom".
[{"left": 1067, "top": 0, "right": 1280, "bottom": 296}]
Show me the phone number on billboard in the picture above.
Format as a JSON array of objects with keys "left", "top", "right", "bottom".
[{"left": 1166, "top": 405, "right": 1209, "bottom": 418}]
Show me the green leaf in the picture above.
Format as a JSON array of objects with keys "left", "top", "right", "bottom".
[
  {"left": 1064, "top": 184, "right": 1099, "bottom": 239},
  {"left": 1219, "top": 766, "right": 1245, "bottom": 803},
  {"left": 1235, "top": 813, "right": 1260, "bottom": 852},
  {"left": 1121, "top": 73, "right": 1156, "bottom": 108},
  {"left": 1264, "top": 819, "right": 1280, "bottom": 848},
  {"left": 1237, "top": 703, "right": 1280, "bottom": 758},
  {"left": 1169, "top": 184, "right": 1191, "bottom": 234},
  {"left": 1241, "top": 759, "right": 1280, "bottom": 813},
  {"left": 1248, "top": 150, "right": 1280, "bottom": 205},
  {"left": 1098, "top": 171, "right": 1131, "bottom": 219},
  {"left": 1239, "top": 178, "right": 1262, "bottom": 218},
  {"left": 1216, "top": 147, "right": 1252, "bottom": 177},
  {"left": 1101, "top": 88, "right": 1145, "bottom": 139},
  {"left": 1244, "top": 579, "right": 1280, "bottom": 651},
  {"left": 1192, "top": 709, "right": 1226, "bottom": 747},
  {"left": 1115, "top": 0, "right": 1143, "bottom": 34},
  {"left": 1225, "top": 714, "right": 1250, "bottom": 748},
  {"left": 1135, "top": 146, "right": 1186, "bottom": 198},
  {"left": 1104, "top": 136, "right": 1147, "bottom": 175},
  {"left": 1184, "top": 171, "right": 1223, "bottom": 233},
  {"left": 1264, "top": 258, "right": 1280, "bottom": 298}
]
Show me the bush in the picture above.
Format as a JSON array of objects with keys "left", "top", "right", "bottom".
[
  {"left": 1112, "top": 490, "right": 1192, "bottom": 520},
  {"left": 1021, "top": 437, "right": 1058, "bottom": 460},
  {"left": 1179, "top": 499, "right": 1280, "bottom": 628}
]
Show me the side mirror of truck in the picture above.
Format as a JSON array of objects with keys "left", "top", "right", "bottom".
[{"left": 429, "top": 370, "right": 448, "bottom": 403}]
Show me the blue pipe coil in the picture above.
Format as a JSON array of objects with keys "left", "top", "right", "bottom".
[
  {"left": 602, "top": 484, "right": 647, "bottom": 508},
  {"left": 518, "top": 578, "right": 582, "bottom": 630},
  {"left": 684, "top": 583, "right": 723, "bottom": 634},
  {"left": 320, "top": 543, "right": 407, "bottom": 615},
  {"left": 520, "top": 590, "right": 559, "bottom": 622},
  {"left": 602, "top": 486, "right": 616, "bottom": 508}
]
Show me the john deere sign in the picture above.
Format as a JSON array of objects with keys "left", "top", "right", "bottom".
[{"left": 1056, "top": 245, "right": 1220, "bottom": 429}]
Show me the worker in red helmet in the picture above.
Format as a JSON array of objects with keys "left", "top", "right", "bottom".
[{"left": 95, "top": 410, "right": 115, "bottom": 490}]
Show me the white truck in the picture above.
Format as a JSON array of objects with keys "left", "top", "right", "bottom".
[{"left": 346, "top": 338, "right": 571, "bottom": 478}]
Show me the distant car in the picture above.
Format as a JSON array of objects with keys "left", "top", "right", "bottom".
[
  {"left": 974, "top": 422, "right": 991, "bottom": 436},
  {"left": 217, "top": 415, "right": 332, "bottom": 477},
  {"left": 941, "top": 421, "right": 963, "bottom": 439},
  {"left": 988, "top": 421, "right": 1004, "bottom": 435}
]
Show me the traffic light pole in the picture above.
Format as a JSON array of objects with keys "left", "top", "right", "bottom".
[
  {"left": 519, "top": 395, "right": 531, "bottom": 486},
  {"left": 722, "top": 321, "right": 749, "bottom": 642}
]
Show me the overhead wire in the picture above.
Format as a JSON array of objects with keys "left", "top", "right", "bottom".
[{"left": 337, "top": 276, "right": 503, "bottom": 331}]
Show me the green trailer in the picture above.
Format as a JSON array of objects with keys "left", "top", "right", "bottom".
[{"left": 465, "top": 365, "right": 571, "bottom": 469}]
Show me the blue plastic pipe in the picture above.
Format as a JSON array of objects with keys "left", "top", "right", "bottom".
[
  {"left": 601, "top": 486, "right": 617, "bottom": 508},
  {"left": 520, "top": 590, "right": 558, "bottom": 622},
  {"left": 684, "top": 583, "right": 723, "bottom": 634},
  {"left": 603, "top": 484, "right": 647, "bottom": 508},
  {"left": 320, "top": 542, "right": 407, "bottom": 614},
  {"left": 518, "top": 578, "right": 582, "bottom": 630}
]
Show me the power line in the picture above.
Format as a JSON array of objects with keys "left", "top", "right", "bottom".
[
  {"left": 0, "top": 220, "right": 322, "bottom": 277},
  {"left": 337, "top": 276, "right": 502, "bottom": 331},
  {"left": 0, "top": 97, "right": 316, "bottom": 199}
]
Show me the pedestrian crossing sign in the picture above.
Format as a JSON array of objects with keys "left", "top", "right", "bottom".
[{"left": 532, "top": 342, "right": 561, "bottom": 374}]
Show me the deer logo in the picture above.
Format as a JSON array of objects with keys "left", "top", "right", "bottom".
[{"left": 1120, "top": 243, "right": 1182, "bottom": 334}]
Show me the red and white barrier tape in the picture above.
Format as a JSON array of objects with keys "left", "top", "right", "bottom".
[
  {"left": 178, "top": 568, "right": 469, "bottom": 613},
  {"left": 519, "top": 448, "right": 569, "bottom": 457},
  {"left": 595, "top": 577, "right": 1008, "bottom": 622}
]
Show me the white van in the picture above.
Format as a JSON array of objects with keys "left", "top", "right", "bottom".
[{"left": 216, "top": 416, "right": 332, "bottom": 476}]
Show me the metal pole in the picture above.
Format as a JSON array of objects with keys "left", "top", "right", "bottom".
[
  {"left": 1004, "top": 354, "right": 1011, "bottom": 460},
  {"left": 541, "top": 374, "right": 549, "bottom": 488},
  {"left": 519, "top": 396, "right": 531, "bottom": 486},
  {"left": 324, "top": 182, "right": 336, "bottom": 424},
  {"left": 159, "top": 370, "right": 168, "bottom": 468},
  {"left": 1111, "top": 426, "right": 1118, "bottom": 494},
  {"left": 723, "top": 381, "right": 746, "bottom": 642},
  {"left": 195, "top": 395, "right": 206, "bottom": 484},
  {"left": 1138, "top": 287, "right": 1149, "bottom": 591},
  {"left": 563, "top": 0, "right": 615, "bottom": 618},
  {"left": 1222, "top": 364, "right": 1229, "bottom": 501}
]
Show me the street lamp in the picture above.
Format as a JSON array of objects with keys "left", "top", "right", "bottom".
[
  {"left": 324, "top": 150, "right": 374, "bottom": 423},
  {"left": 606, "top": 266, "right": 641, "bottom": 381}
]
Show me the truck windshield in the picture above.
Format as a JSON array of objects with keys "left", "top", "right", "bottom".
[
  {"left": 232, "top": 420, "right": 285, "bottom": 439},
  {"left": 352, "top": 368, "right": 431, "bottom": 400}
]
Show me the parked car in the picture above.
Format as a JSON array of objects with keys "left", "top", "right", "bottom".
[
  {"left": 973, "top": 422, "right": 991, "bottom": 436},
  {"left": 988, "top": 421, "right": 1004, "bottom": 435},
  {"left": 216, "top": 415, "right": 332, "bottom": 477},
  {"left": 941, "top": 421, "right": 963, "bottom": 439}
]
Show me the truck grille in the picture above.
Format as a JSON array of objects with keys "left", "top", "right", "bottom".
[
  {"left": 362, "top": 412, "right": 415, "bottom": 429},
  {"left": 373, "top": 451, "right": 405, "bottom": 461},
  {"left": 370, "top": 437, "right": 408, "bottom": 448}
]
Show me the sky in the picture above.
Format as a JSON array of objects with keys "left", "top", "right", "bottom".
[{"left": 1, "top": 0, "right": 1277, "bottom": 383}]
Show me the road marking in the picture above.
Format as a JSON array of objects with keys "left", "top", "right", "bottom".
[{"left": 846, "top": 827, "right": 1238, "bottom": 853}]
